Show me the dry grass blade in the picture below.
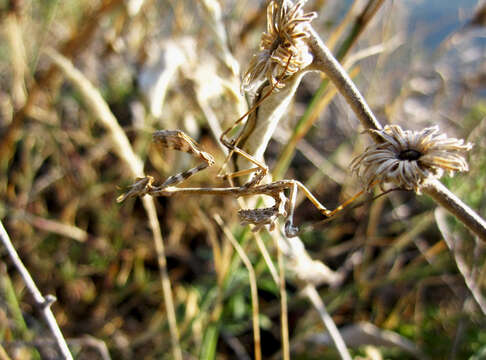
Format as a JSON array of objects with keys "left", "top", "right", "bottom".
[
  {"left": 4, "top": 7, "right": 28, "bottom": 108},
  {"left": 214, "top": 215, "right": 262, "bottom": 360},
  {"left": 275, "top": 236, "right": 290, "bottom": 360},
  {"left": 303, "top": 285, "right": 351, "bottom": 360},
  {"left": 253, "top": 231, "right": 281, "bottom": 285},
  {"left": 44, "top": 48, "right": 183, "bottom": 360}
]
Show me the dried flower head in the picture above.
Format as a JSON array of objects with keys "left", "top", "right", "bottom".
[
  {"left": 351, "top": 125, "right": 473, "bottom": 192},
  {"left": 242, "top": 0, "right": 316, "bottom": 92}
]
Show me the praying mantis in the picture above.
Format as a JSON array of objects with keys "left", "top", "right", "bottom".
[
  {"left": 117, "top": 105, "right": 364, "bottom": 237},
  {"left": 118, "top": 54, "right": 366, "bottom": 236}
]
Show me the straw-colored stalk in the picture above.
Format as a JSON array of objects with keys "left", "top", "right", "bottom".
[
  {"left": 214, "top": 215, "right": 262, "bottom": 360},
  {"left": 45, "top": 48, "right": 183, "bottom": 360}
]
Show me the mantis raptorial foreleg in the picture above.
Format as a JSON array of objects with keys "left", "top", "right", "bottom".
[{"left": 152, "top": 130, "right": 215, "bottom": 187}]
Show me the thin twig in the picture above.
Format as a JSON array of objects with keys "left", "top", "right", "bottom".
[
  {"left": 0, "top": 221, "right": 73, "bottom": 359},
  {"left": 302, "top": 285, "right": 352, "bottom": 360}
]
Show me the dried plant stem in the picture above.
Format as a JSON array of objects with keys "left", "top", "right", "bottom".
[
  {"left": 303, "top": 285, "right": 352, "bottom": 360},
  {"left": 237, "top": 73, "right": 306, "bottom": 172},
  {"left": 214, "top": 215, "right": 262, "bottom": 360},
  {"left": 307, "top": 27, "right": 382, "bottom": 133},
  {"left": 276, "top": 239, "right": 290, "bottom": 360},
  {"left": 305, "top": 27, "right": 486, "bottom": 242},
  {"left": 279, "top": 32, "right": 401, "bottom": 180},
  {"left": 0, "top": 221, "right": 73, "bottom": 359},
  {"left": 253, "top": 231, "right": 280, "bottom": 285},
  {"left": 423, "top": 180, "right": 486, "bottom": 242},
  {"left": 273, "top": 1, "right": 386, "bottom": 179},
  {"left": 45, "top": 49, "right": 183, "bottom": 360}
]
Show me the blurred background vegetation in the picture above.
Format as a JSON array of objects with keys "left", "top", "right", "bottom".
[{"left": 0, "top": 0, "right": 485, "bottom": 359}]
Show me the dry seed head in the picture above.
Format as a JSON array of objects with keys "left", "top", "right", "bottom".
[
  {"left": 351, "top": 125, "right": 473, "bottom": 193},
  {"left": 242, "top": 0, "right": 316, "bottom": 92}
]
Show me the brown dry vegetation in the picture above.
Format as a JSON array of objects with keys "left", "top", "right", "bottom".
[{"left": 1, "top": 0, "right": 486, "bottom": 359}]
